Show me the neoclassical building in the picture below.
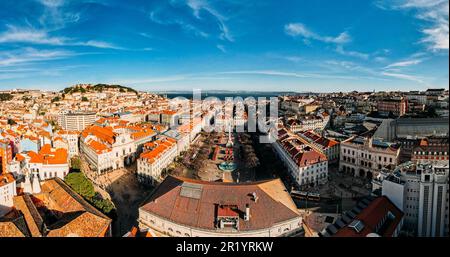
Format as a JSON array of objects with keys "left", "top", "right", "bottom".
[
  {"left": 272, "top": 128, "right": 328, "bottom": 188},
  {"left": 138, "top": 176, "right": 302, "bottom": 237},
  {"left": 339, "top": 136, "right": 400, "bottom": 178}
]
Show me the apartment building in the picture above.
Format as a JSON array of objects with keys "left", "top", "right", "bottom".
[
  {"left": 380, "top": 162, "right": 449, "bottom": 237},
  {"left": 58, "top": 111, "right": 96, "bottom": 131},
  {"left": 80, "top": 125, "right": 145, "bottom": 173},
  {"left": 272, "top": 128, "right": 328, "bottom": 188},
  {"left": 411, "top": 137, "right": 449, "bottom": 165},
  {"left": 54, "top": 130, "right": 80, "bottom": 157},
  {"left": 297, "top": 130, "right": 340, "bottom": 163},
  {"left": 19, "top": 144, "right": 70, "bottom": 181},
  {"left": 0, "top": 139, "right": 13, "bottom": 174},
  {"left": 376, "top": 98, "right": 407, "bottom": 117},
  {"left": 0, "top": 172, "right": 16, "bottom": 217},
  {"left": 287, "top": 115, "right": 329, "bottom": 133},
  {"left": 281, "top": 98, "right": 315, "bottom": 113},
  {"left": 137, "top": 137, "right": 177, "bottom": 185},
  {"left": 340, "top": 136, "right": 400, "bottom": 178}
]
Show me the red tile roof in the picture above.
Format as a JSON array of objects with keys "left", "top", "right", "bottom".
[
  {"left": 140, "top": 138, "right": 177, "bottom": 164},
  {"left": 0, "top": 172, "right": 15, "bottom": 187},
  {"left": 28, "top": 145, "right": 68, "bottom": 164},
  {"left": 140, "top": 176, "right": 300, "bottom": 232},
  {"left": 333, "top": 196, "right": 404, "bottom": 237}
]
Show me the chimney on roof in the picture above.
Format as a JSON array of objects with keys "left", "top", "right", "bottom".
[
  {"left": 251, "top": 192, "right": 258, "bottom": 203},
  {"left": 244, "top": 204, "right": 250, "bottom": 221}
]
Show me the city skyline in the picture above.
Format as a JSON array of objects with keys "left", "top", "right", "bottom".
[{"left": 0, "top": 0, "right": 449, "bottom": 92}]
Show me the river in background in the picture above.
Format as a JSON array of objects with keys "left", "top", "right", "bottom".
[{"left": 158, "top": 91, "right": 311, "bottom": 100}]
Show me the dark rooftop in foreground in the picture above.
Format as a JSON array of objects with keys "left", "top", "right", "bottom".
[{"left": 140, "top": 176, "right": 300, "bottom": 232}]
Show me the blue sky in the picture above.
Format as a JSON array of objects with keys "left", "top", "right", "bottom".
[{"left": 0, "top": 0, "right": 448, "bottom": 92}]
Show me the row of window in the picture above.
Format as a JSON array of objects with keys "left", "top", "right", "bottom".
[
  {"left": 414, "top": 151, "right": 448, "bottom": 155},
  {"left": 301, "top": 168, "right": 326, "bottom": 177},
  {"left": 44, "top": 171, "right": 67, "bottom": 178},
  {"left": 342, "top": 149, "right": 395, "bottom": 163}
]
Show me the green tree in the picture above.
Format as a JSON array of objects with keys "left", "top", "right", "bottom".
[
  {"left": 64, "top": 172, "right": 96, "bottom": 198},
  {"left": 81, "top": 96, "right": 88, "bottom": 101},
  {"left": 64, "top": 172, "right": 115, "bottom": 215},
  {"left": 70, "top": 157, "right": 82, "bottom": 171},
  {"left": 51, "top": 96, "right": 61, "bottom": 103},
  {"left": 91, "top": 193, "right": 115, "bottom": 213},
  {"left": 0, "top": 93, "right": 13, "bottom": 101}
]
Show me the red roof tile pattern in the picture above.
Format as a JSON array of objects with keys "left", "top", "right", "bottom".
[
  {"left": 28, "top": 144, "right": 68, "bottom": 164},
  {"left": 333, "top": 196, "right": 404, "bottom": 237},
  {"left": 140, "top": 176, "right": 300, "bottom": 232}
]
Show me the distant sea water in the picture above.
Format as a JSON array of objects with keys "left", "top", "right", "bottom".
[{"left": 158, "top": 92, "right": 301, "bottom": 100}]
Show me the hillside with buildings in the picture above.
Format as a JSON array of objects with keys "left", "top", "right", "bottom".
[{"left": 61, "top": 84, "right": 138, "bottom": 95}]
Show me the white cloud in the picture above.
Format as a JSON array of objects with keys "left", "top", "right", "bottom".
[
  {"left": 0, "top": 47, "right": 75, "bottom": 66},
  {"left": 377, "top": 0, "right": 449, "bottom": 51},
  {"left": 0, "top": 25, "right": 67, "bottom": 45},
  {"left": 284, "top": 23, "right": 314, "bottom": 37},
  {"left": 37, "top": 0, "right": 81, "bottom": 31},
  {"left": 335, "top": 45, "right": 369, "bottom": 59},
  {"left": 76, "top": 40, "right": 124, "bottom": 50},
  {"left": 421, "top": 21, "right": 449, "bottom": 50},
  {"left": 111, "top": 75, "right": 188, "bottom": 85},
  {"left": 185, "top": 0, "right": 234, "bottom": 42},
  {"left": 401, "top": 0, "right": 447, "bottom": 8},
  {"left": 149, "top": 10, "right": 209, "bottom": 39},
  {"left": 284, "top": 23, "right": 351, "bottom": 44},
  {"left": 374, "top": 56, "right": 388, "bottom": 62},
  {"left": 284, "top": 56, "right": 302, "bottom": 62},
  {"left": 385, "top": 59, "right": 423, "bottom": 68},
  {"left": 0, "top": 25, "right": 123, "bottom": 49},
  {"left": 216, "top": 44, "right": 226, "bottom": 53},
  {"left": 381, "top": 71, "right": 426, "bottom": 83},
  {"left": 38, "top": 0, "right": 65, "bottom": 8},
  {"left": 219, "top": 70, "right": 308, "bottom": 78},
  {"left": 218, "top": 70, "right": 367, "bottom": 80}
]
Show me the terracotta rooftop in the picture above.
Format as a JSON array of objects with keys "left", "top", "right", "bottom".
[
  {"left": 81, "top": 125, "right": 116, "bottom": 144},
  {"left": 278, "top": 129, "right": 328, "bottom": 167},
  {"left": 13, "top": 194, "right": 45, "bottom": 237},
  {"left": 27, "top": 145, "right": 68, "bottom": 165},
  {"left": 6, "top": 178, "right": 111, "bottom": 237},
  {"left": 0, "top": 172, "right": 15, "bottom": 187},
  {"left": 140, "top": 138, "right": 177, "bottom": 164},
  {"left": 140, "top": 176, "right": 300, "bottom": 232},
  {"left": 0, "top": 210, "right": 30, "bottom": 237},
  {"left": 86, "top": 139, "right": 111, "bottom": 154},
  {"left": 332, "top": 196, "right": 404, "bottom": 237}
]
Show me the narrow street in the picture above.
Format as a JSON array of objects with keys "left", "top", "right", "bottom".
[{"left": 79, "top": 154, "right": 153, "bottom": 236}]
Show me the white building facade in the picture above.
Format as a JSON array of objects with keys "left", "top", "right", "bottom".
[
  {"left": 381, "top": 162, "right": 449, "bottom": 237},
  {"left": 272, "top": 128, "right": 328, "bottom": 188},
  {"left": 340, "top": 136, "right": 400, "bottom": 178}
]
